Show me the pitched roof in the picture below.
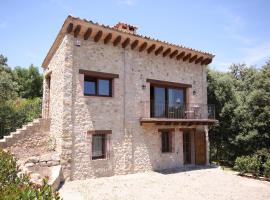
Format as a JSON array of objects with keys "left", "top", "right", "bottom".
[{"left": 42, "top": 15, "right": 214, "bottom": 68}]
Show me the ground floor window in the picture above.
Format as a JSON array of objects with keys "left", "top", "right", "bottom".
[
  {"left": 161, "top": 131, "right": 173, "bottom": 153},
  {"left": 92, "top": 134, "right": 106, "bottom": 160}
]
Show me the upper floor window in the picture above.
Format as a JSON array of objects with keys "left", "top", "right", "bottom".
[
  {"left": 79, "top": 69, "right": 119, "bottom": 97},
  {"left": 147, "top": 79, "right": 191, "bottom": 118},
  {"left": 84, "top": 76, "right": 112, "bottom": 97}
]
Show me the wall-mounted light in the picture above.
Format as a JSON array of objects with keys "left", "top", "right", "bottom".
[
  {"left": 193, "top": 90, "right": 197, "bottom": 96},
  {"left": 142, "top": 84, "right": 146, "bottom": 90},
  {"left": 75, "top": 39, "right": 81, "bottom": 47}
]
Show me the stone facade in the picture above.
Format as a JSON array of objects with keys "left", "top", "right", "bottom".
[{"left": 43, "top": 33, "right": 211, "bottom": 180}]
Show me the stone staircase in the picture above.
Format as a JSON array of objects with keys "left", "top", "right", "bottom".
[
  {"left": 0, "top": 118, "right": 63, "bottom": 190},
  {"left": 0, "top": 118, "right": 51, "bottom": 159}
]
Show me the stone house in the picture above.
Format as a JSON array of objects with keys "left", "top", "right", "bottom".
[{"left": 41, "top": 16, "right": 216, "bottom": 180}]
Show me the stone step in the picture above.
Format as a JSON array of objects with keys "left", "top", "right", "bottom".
[
  {"left": 4, "top": 135, "right": 13, "bottom": 139},
  {"left": 1, "top": 117, "right": 50, "bottom": 149},
  {"left": 4, "top": 135, "right": 14, "bottom": 145},
  {"left": 11, "top": 132, "right": 24, "bottom": 139},
  {"left": 9, "top": 132, "right": 17, "bottom": 138},
  {"left": 0, "top": 138, "right": 6, "bottom": 143},
  {"left": 33, "top": 118, "right": 41, "bottom": 123},
  {"left": 0, "top": 140, "right": 7, "bottom": 148}
]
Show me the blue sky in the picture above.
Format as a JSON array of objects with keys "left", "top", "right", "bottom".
[{"left": 1, "top": 0, "right": 270, "bottom": 71}]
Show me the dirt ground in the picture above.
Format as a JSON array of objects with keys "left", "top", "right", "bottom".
[{"left": 59, "top": 167, "right": 270, "bottom": 200}]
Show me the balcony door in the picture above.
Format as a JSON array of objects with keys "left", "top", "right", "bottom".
[{"left": 150, "top": 86, "right": 185, "bottom": 118}]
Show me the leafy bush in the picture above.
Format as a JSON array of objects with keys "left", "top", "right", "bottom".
[
  {"left": 0, "top": 149, "right": 18, "bottom": 189},
  {"left": 234, "top": 156, "right": 250, "bottom": 174},
  {"left": 0, "top": 98, "right": 42, "bottom": 139},
  {"left": 263, "top": 159, "right": 270, "bottom": 178},
  {"left": 0, "top": 149, "right": 60, "bottom": 200},
  {"left": 246, "top": 156, "right": 260, "bottom": 177},
  {"left": 234, "top": 154, "right": 264, "bottom": 177}
]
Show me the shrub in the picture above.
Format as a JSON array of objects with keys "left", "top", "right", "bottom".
[
  {"left": 234, "top": 156, "right": 249, "bottom": 174},
  {"left": 0, "top": 149, "right": 60, "bottom": 200},
  {"left": 263, "top": 159, "right": 270, "bottom": 178},
  {"left": 234, "top": 155, "right": 261, "bottom": 176},
  {"left": 0, "top": 149, "right": 18, "bottom": 189},
  {"left": 246, "top": 155, "right": 260, "bottom": 177},
  {"left": 0, "top": 97, "right": 42, "bottom": 139}
]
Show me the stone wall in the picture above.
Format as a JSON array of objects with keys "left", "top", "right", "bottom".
[{"left": 45, "top": 35, "right": 74, "bottom": 180}]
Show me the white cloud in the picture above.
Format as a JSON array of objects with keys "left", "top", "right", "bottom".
[
  {"left": 239, "top": 42, "right": 270, "bottom": 65},
  {"left": 214, "top": 7, "right": 270, "bottom": 69},
  {"left": 223, "top": 25, "right": 257, "bottom": 46}
]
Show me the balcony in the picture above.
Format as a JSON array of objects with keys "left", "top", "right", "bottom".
[{"left": 140, "top": 101, "right": 217, "bottom": 126}]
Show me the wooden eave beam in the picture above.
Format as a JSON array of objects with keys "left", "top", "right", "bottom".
[
  {"left": 195, "top": 56, "right": 204, "bottom": 64},
  {"left": 104, "top": 33, "right": 112, "bottom": 44},
  {"left": 163, "top": 48, "right": 171, "bottom": 57},
  {"left": 67, "top": 23, "right": 73, "bottom": 33},
  {"left": 183, "top": 53, "right": 191, "bottom": 61},
  {"left": 170, "top": 50, "right": 178, "bottom": 59},
  {"left": 74, "top": 25, "right": 81, "bottom": 38},
  {"left": 113, "top": 35, "right": 121, "bottom": 46},
  {"left": 131, "top": 40, "right": 139, "bottom": 49},
  {"left": 204, "top": 58, "right": 212, "bottom": 65},
  {"left": 176, "top": 51, "right": 185, "bottom": 60},
  {"left": 155, "top": 46, "right": 164, "bottom": 55},
  {"left": 94, "top": 30, "right": 103, "bottom": 42},
  {"left": 189, "top": 55, "right": 198, "bottom": 63},
  {"left": 139, "top": 42, "right": 147, "bottom": 52},
  {"left": 122, "top": 38, "right": 130, "bottom": 48},
  {"left": 83, "top": 28, "right": 92, "bottom": 40},
  {"left": 201, "top": 58, "right": 211, "bottom": 65},
  {"left": 147, "top": 44, "right": 156, "bottom": 54}
]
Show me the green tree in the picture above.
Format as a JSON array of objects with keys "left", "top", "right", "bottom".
[
  {"left": 13, "top": 64, "right": 43, "bottom": 98},
  {"left": 0, "top": 54, "right": 8, "bottom": 66},
  {"left": 208, "top": 61, "right": 270, "bottom": 162}
]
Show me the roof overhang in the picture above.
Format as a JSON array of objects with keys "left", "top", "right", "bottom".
[
  {"left": 42, "top": 15, "right": 215, "bottom": 68},
  {"left": 140, "top": 118, "right": 218, "bottom": 126}
]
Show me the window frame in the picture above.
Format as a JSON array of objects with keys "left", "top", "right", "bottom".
[
  {"left": 84, "top": 76, "right": 112, "bottom": 97},
  {"left": 92, "top": 133, "right": 107, "bottom": 160},
  {"left": 160, "top": 130, "right": 173, "bottom": 153},
  {"left": 79, "top": 69, "right": 119, "bottom": 98}
]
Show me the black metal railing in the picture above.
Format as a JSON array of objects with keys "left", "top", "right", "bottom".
[{"left": 142, "top": 101, "right": 215, "bottom": 119}]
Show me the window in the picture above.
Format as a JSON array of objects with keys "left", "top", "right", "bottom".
[
  {"left": 150, "top": 85, "right": 185, "bottom": 118},
  {"left": 92, "top": 134, "right": 106, "bottom": 160},
  {"left": 161, "top": 131, "right": 172, "bottom": 153},
  {"left": 84, "top": 76, "right": 112, "bottom": 97}
]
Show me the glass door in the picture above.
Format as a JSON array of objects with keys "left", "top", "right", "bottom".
[
  {"left": 183, "top": 131, "right": 191, "bottom": 164},
  {"left": 152, "top": 87, "right": 166, "bottom": 117},
  {"left": 168, "top": 88, "right": 184, "bottom": 118},
  {"left": 151, "top": 86, "right": 185, "bottom": 118}
]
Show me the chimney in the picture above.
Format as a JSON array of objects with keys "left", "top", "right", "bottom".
[{"left": 113, "top": 22, "right": 138, "bottom": 34}]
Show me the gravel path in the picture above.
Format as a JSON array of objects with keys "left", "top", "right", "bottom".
[{"left": 59, "top": 167, "right": 270, "bottom": 200}]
